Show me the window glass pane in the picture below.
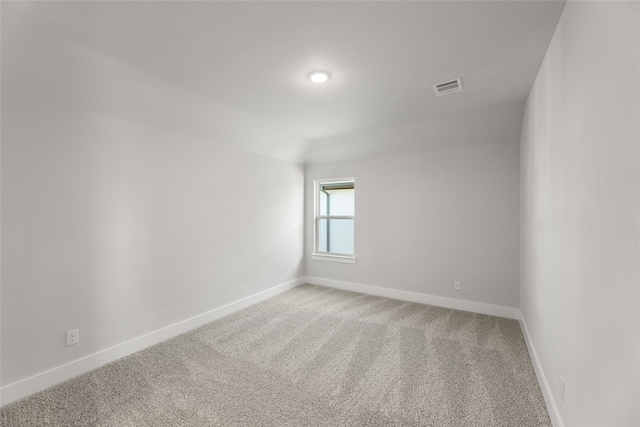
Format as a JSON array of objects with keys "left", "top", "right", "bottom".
[
  {"left": 324, "top": 188, "right": 354, "bottom": 216},
  {"left": 317, "top": 218, "right": 328, "bottom": 252},
  {"left": 317, "top": 218, "right": 354, "bottom": 255},
  {"left": 319, "top": 189, "right": 328, "bottom": 216}
]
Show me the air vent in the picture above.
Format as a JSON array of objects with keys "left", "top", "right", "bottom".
[{"left": 433, "top": 78, "right": 463, "bottom": 96}]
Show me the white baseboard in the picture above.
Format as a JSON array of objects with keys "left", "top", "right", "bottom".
[
  {"left": 304, "top": 276, "right": 520, "bottom": 319},
  {"left": 519, "top": 314, "right": 563, "bottom": 427},
  {"left": 0, "top": 277, "right": 304, "bottom": 407}
]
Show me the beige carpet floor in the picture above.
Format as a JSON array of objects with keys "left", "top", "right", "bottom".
[{"left": 1, "top": 284, "right": 550, "bottom": 426}]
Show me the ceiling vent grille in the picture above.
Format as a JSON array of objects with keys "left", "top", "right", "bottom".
[{"left": 433, "top": 78, "right": 463, "bottom": 96}]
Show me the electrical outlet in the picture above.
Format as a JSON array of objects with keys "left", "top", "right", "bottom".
[
  {"left": 66, "top": 329, "right": 80, "bottom": 346},
  {"left": 560, "top": 376, "right": 565, "bottom": 402},
  {"left": 293, "top": 264, "right": 297, "bottom": 273},
  {"left": 454, "top": 281, "right": 461, "bottom": 291}
]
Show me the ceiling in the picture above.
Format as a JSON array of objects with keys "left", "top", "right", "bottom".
[{"left": 3, "top": 1, "right": 566, "bottom": 164}]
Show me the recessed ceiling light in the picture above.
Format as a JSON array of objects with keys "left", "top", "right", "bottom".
[{"left": 309, "top": 71, "right": 331, "bottom": 83}]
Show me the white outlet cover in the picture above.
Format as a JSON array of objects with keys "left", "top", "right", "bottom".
[{"left": 66, "top": 329, "right": 80, "bottom": 346}]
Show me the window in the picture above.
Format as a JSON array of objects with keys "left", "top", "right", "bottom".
[{"left": 313, "top": 178, "right": 355, "bottom": 263}]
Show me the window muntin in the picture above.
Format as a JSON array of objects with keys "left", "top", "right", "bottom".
[{"left": 315, "top": 179, "right": 355, "bottom": 257}]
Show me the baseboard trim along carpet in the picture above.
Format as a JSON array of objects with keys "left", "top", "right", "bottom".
[
  {"left": 305, "top": 276, "right": 520, "bottom": 320},
  {"left": 520, "top": 315, "right": 563, "bottom": 427},
  {"left": 0, "top": 277, "right": 305, "bottom": 407},
  {"left": 2, "top": 284, "right": 550, "bottom": 425}
]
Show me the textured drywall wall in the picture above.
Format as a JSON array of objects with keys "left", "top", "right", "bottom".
[
  {"left": 306, "top": 142, "right": 520, "bottom": 309},
  {"left": 1, "top": 5, "right": 304, "bottom": 386},
  {"left": 520, "top": 2, "right": 639, "bottom": 425}
]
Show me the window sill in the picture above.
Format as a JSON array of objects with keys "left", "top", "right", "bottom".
[{"left": 312, "top": 254, "right": 357, "bottom": 264}]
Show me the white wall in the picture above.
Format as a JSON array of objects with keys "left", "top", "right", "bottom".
[
  {"left": 520, "top": 2, "right": 639, "bottom": 426},
  {"left": 306, "top": 142, "right": 520, "bottom": 310},
  {"left": 1, "top": 5, "right": 304, "bottom": 392}
]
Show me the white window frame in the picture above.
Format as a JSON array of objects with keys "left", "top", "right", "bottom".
[{"left": 312, "top": 177, "right": 356, "bottom": 264}]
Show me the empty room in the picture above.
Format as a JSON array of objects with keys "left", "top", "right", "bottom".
[{"left": 1, "top": 1, "right": 638, "bottom": 426}]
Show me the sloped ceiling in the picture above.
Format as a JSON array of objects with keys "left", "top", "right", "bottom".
[{"left": 2, "top": 1, "right": 566, "bottom": 164}]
